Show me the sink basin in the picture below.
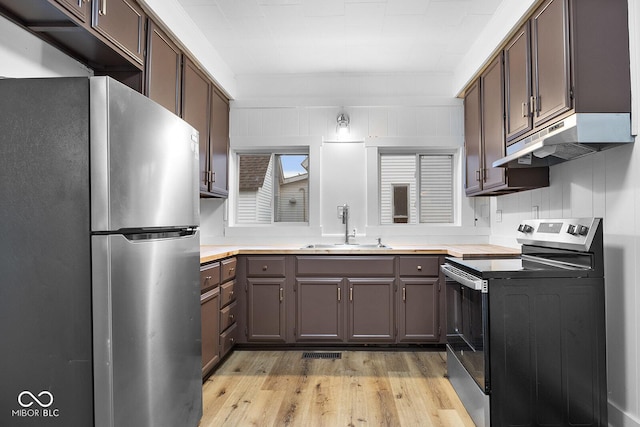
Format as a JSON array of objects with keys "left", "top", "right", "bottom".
[{"left": 302, "top": 243, "right": 390, "bottom": 249}]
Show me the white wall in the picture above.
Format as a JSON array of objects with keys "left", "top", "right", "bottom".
[
  {"left": 199, "top": 74, "right": 492, "bottom": 245},
  {"left": 0, "top": 15, "right": 90, "bottom": 78},
  {"left": 488, "top": 2, "right": 640, "bottom": 425}
]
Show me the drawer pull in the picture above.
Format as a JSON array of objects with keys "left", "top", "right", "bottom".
[
  {"left": 262, "top": 265, "right": 268, "bottom": 271},
  {"left": 349, "top": 287, "right": 353, "bottom": 302},
  {"left": 205, "top": 276, "right": 212, "bottom": 280},
  {"left": 417, "top": 266, "right": 422, "bottom": 271},
  {"left": 279, "top": 288, "right": 284, "bottom": 302},
  {"left": 402, "top": 287, "right": 406, "bottom": 301},
  {"left": 230, "top": 338, "right": 235, "bottom": 345},
  {"left": 228, "top": 291, "right": 234, "bottom": 298},
  {"left": 229, "top": 267, "right": 235, "bottom": 273},
  {"left": 229, "top": 314, "right": 234, "bottom": 321},
  {"left": 337, "top": 287, "right": 341, "bottom": 301}
]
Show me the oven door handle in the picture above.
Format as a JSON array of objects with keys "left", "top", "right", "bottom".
[{"left": 441, "top": 263, "right": 488, "bottom": 293}]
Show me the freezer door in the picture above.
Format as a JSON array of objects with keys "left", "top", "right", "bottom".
[
  {"left": 92, "top": 231, "right": 202, "bottom": 427},
  {"left": 90, "top": 77, "right": 200, "bottom": 232}
]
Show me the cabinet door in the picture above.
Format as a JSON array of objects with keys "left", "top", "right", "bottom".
[
  {"left": 531, "top": 0, "right": 571, "bottom": 127},
  {"left": 91, "top": 0, "right": 146, "bottom": 65},
  {"left": 480, "top": 55, "right": 506, "bottom": 191},
  {"left": 504, "top": 23, "right": 532, "bottom": 142},
  {"left": 464, "top": 80, "right": 482, "bottom": 195},
  {"left": 54, "top": 0, "right": 89, "bottom": 22},
  {"left": 348, "top": 278, "right": 395, "bottom": 343},
  {"left": 247, "top": 278, "right": 286, "bottom": 342},
  {"left": 295, "top": 278, "right": 344, "bottom": 342},
  {"left": 145, "top": 21, "right": 181, "bottom": 115},
  {"left": 201, "top": 288, "right": 220, "bottom": 377},
  {"left": 182, "top": 58, "right": 211, "bottom": 193},
  {"left": 398, "top": 278, "right": 439, "bottom": 342},
  {"left": 209, "top": 87, "right": 229, "bottom": 197}
]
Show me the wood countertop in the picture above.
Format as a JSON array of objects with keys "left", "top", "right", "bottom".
[{"left": 200, "top": 243, "right": 520, "bottom": 264}]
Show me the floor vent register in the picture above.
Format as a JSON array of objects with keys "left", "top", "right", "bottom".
[{"left": 302, "top": 352, "right": 342, "bottom": 360}]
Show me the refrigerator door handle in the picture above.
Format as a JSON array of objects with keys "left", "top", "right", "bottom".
[{"left": 122, "top": 227, "right": 198, "bottom": 241}]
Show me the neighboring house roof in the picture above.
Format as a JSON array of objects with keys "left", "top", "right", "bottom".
[{"left": 239, "top": 155, "right": 271, "bottom": 191}]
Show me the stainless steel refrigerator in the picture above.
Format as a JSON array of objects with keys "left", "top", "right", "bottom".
[{"left": 0, "top": 77, "right": 202, "bottom": 426}]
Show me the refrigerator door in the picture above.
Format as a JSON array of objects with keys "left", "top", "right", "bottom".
[
  {"left": 90, "top": 77, "right": 200, "bottom": 232},
  {"left": 92, "top": 231, "right": 202, "bottom": 427}
]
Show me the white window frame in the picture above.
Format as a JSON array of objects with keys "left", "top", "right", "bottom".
[
  {"left": 234, "top": 150, "right": 310, "bottom": 225},
  {"left": 369, "top": 146, "right": 462, "bottom": 229}
]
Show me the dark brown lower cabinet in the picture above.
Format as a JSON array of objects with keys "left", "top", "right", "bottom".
[
  {"left": 201, "top": 287, "right": 220, "bottom": 377},
  {"left": 237, "top": 254, "right": 445, "bottom": 346},
  {"left": 246, "top": 278, "right": 286, "bottom": 342},
  {"left": 398, "top": 278, "right": 440, "bottom": 342},
  {"left": 295, "top": 278, "right": 344, "bottom": 342},
  {"left": 348, "top": 278, "right": 395, "bottom": 342}
]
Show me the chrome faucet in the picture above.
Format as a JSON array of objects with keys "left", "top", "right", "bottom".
[{"left": 340, "top": 204, "right": 356, "bottom": 244}]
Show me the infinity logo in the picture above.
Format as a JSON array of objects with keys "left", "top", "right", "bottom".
[{"left": 17, "top": 391, "right": 54, "bottom": 408}]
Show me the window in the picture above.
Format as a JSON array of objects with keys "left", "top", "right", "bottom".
[
  {"left": 237, "top": 153, "right": 309, "bottom": 224},
  {"left": 380, "top": 153, "right": 454, "bottom": 224}
]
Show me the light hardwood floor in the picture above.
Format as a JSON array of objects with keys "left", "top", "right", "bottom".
[{"left": 200, "top": 350, "right": 475, "bottom": 427}]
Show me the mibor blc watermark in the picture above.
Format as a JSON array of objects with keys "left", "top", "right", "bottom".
[{"left": 12, "top": 391, "right": 60, "bottom": 418}]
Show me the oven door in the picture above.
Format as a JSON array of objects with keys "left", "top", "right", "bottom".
[{"left": 444, "top": 268, "right": 490, "bottom": 393}]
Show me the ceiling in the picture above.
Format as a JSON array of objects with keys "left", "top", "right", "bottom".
[{"left": 175, "top": 0, "right": 505, "bottom": 76}]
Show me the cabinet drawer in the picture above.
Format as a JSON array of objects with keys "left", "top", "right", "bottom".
[
  {"left": 220, "top": 280, "right": 237, "bottom": 307},
  {"left": 247, "top": 256, "right": 286, "bottom": 277},
  {"left": 220, "top": 322, "right": 237, "bottom": 355},
  {"left": 296, "top": 256, "right": 395, "bottom": 277},
  {"left": 220, "top": 300, "right": 238, "bottom": 332},
  {"left": 221, "top": 257, "right": 237, "bottom": 282},
  {"left": 398, "top": 256, "right": 440, "bottom": 277},
  {"left": 200, "top": 262, "right": 221, "bottom": 291}
]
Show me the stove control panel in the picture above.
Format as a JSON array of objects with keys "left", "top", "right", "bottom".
[{"left": 516, "top": 218, "right": 601, "bottom": 251}]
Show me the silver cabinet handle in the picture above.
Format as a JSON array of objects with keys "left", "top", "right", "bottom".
[
  {"left": 337, "top": 287, "right": 341, "bottom": 301},
  {"left": 262, "top": 265, "right": 268, "bottom": 271},
  {"left": 279, "top": 288, "right": 284, "bottom": 302},
  {"left": 530, "top": 96, "right": 537, "bottom": 115},
  {"left": 99, "top": 0, "right": 107, "bottom": 16},
  {"left": 522, "top": 102, "right": 527, "bottom": 117},
  {"left": 417, "top": 265, "right": 422, "bottom": 271},
  {"left": 349, "top": 287, "right": 353, "bottom": 301},
  {"left": 402, "top": 287, "right": 406, "bottom": 301}
]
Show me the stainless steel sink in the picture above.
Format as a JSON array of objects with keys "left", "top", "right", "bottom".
[{"left": 301, "top": 243, "right": 390, "bottom": 249}]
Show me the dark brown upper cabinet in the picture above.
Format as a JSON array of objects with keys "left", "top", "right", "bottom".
[
  {"left": 91, "top": 0, "right": 146, "bottom": 66},
  {"left": 504, "top": 0, "right": 630, "bottom": 145},
  {"left": 464, "top": 79, "right": 482, "bottom": 195},
  {"left": 182, "top": 58, "right": 230, "bottom": 198},
  {"left": 504, "top": 24, "right": 532, "bottom": 142},
  {"left": 55, "top": 0, "right": 90, "bottom": 22},
  {"left": 0, "top": 0, "right": 145, "bottom": 80},
  {"left": 182, "top": 58, "right": 212, "bottom": 194},
  {"left": 208, "top": 88, "right": 230, "bottom": 198},
  {"left": 505, "top": 0, "right": 570, "bottom": 143},
  {"left": 145, "top": 20, "right": 182, "bottom": 115},
  {"left": 464, "top": 55, "right": 548, "bottom": 196}
]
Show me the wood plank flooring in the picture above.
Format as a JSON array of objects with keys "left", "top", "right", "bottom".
[{"left": 200, "top": 350, "right": 475, "bottom": 427}]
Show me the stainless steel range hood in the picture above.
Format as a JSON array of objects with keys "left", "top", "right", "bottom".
[{"left": 492, "top": 113, "right": 634, "bottom": 167}]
